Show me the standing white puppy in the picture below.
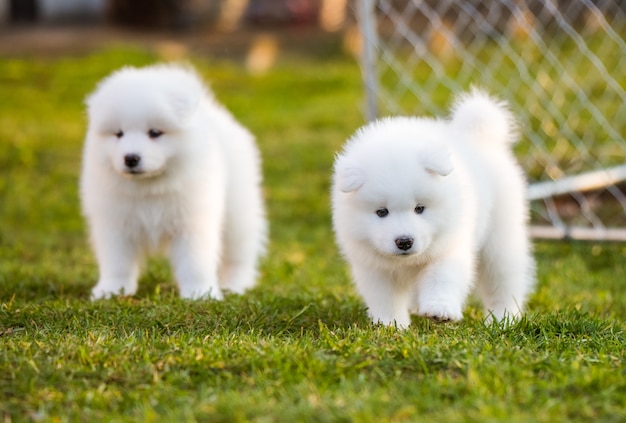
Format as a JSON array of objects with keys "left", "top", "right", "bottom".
[
  {"left": 81, "top": 64, "right": 267, "bottom": 300},
  {"left": 332, "top": 89, "right": 535, "bottom": 327}
]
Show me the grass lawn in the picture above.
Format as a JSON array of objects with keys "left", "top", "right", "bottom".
[{"left": 1, "top": 33, "right": 625, "bottom": 422}]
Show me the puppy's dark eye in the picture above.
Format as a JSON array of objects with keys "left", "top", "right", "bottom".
[
  {"left": 148, "top": 129, "right": 163, "bottom": 139},
  {"left": 114, "top": 130, "right": 124, "bottom": 138},
  {"left": 376, "top": 208, "right": 389, "bottom": 218},
  {"left": 415, "top": 204, "right": 425, "bottom": 214}
]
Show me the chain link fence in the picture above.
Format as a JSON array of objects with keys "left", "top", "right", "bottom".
[{"left": 356, "top": 0, "right": 626, "bottom": 240}]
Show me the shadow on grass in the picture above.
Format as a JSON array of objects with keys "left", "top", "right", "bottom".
[{"left": 0, "top": 289, "right": 370, "bottom": 337}]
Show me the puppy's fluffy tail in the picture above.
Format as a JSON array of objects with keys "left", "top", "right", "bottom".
[{"left": 450, "top": 87, "right": 518, "bottom": 145}]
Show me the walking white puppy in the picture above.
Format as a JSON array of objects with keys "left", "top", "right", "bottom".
[
  {"left": 332, "top": 89, "right": 535, "bottom": 327},
  {"left": 81, "top": 64, "right": 267, "bottom": 300}
]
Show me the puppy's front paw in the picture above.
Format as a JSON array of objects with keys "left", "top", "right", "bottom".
[
  {"left": 372, "top": 315, "right": 411, "bottom": 329},
  {"left": 179, "top": 284, "right": 224, "bottom": 301},
  {"left": 220, "top": 276, "right": 255, "bottom": 295},
  {"left": 368, "top": 309, "right": 411, "bottom": 329},
  {"left": 484, "top": 305, "right": 522, "bottom": 325},
  {"left": 418, "top": 302, "right": 463, "bottom": 322},
  {"left": 91, "top": 287, "right": 115, "bottom": 300},
  {"left": 91, "top": 280, "right": 136, "bottom": 300}
]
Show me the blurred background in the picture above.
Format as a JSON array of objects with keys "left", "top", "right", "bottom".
[
  {"left": 0, "top": 0, "right": 360, "bottom": 61},
  {"left": 0, "top": 0, "right": 347, "bottom": 30}
]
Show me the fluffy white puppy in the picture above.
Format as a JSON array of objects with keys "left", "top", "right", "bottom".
[
  {"left": 332, "top": 89, "right": 535, "bottom": 327},
  {"left": 81, "top": 64, "right": 267, "bottom": 300}
]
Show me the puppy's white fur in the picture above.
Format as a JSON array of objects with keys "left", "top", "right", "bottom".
[
  {"left": 332, "top": 89, "right": 535, "bottom": 327},
  {"left": 81, "top": 64, "right": 267, "bottom": 300}
]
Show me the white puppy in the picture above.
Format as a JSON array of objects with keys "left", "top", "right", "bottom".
[
  {"left": 332, "top": 89, "right": 535, "bottom": 327},
  {"left": 81, "top": 64, "right": 267, "bottom": 300}
]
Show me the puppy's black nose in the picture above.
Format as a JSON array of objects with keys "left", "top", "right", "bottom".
[
  {"left": 395, "top": 237, "right": 414, "bottom": 251},
  {"left": 124, "top": 154, "right": 141, "bottom": 168}
]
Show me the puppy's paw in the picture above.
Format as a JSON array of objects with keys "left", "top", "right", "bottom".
[
  {"left": 91, "top": 280, "right": 136, "bottom": 300},
  {"left": 418, "top": 302, "right": 463, "bottom": 322},
  {"left": 220, "top": 273, "right": 256, "bottom": 295},
  {"left": 91, "top": 287, "right": 116, "bottom": 301},
  {"left": 484, "top": 306, "right": 522, "bottom": 325},
  {"left": 369, "top": 311, "right": 411, "bottom": 329},
  {"left": 179, "top": 284, "right": 224, "bottom": 301}
]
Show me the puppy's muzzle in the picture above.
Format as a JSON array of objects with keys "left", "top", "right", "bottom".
[{"left": 395, "top": 237, "right": 414, "bottom": 251}]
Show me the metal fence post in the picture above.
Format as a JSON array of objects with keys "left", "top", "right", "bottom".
[{"left": 357, "top": 0, "right": 379, "bottom": 122}]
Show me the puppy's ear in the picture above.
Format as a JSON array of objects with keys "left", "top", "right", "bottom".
[
  {"left": 335, "top": 159, "right": 365, "bottom": 192},
  {"left": 422, "top": 146, "right": 453, "bottom": 176}
]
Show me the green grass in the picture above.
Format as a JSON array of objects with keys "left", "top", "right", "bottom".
[{"left": 1, "top": 40, "right": 625, "bottom": 422}]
